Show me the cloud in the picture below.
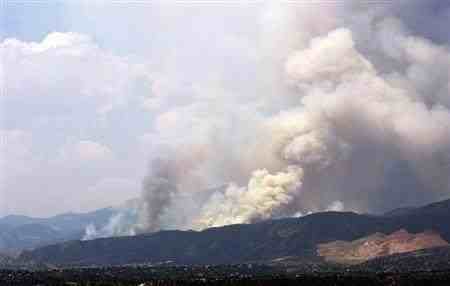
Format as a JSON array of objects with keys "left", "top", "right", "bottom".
[
  {"left": 82, "top": 177, "right": 140, "bottom": 211},
  {"left": 0, "top": 32, "right": 153, "bottom": 216},
  {"left": 2, "top": 32, "right": 152, "bottom": 115},
  {"left": 0, "top": 129, "right": 33, "bottom": 177},
  {"left": 0, "top": 129, "right": 33, "bottom": 213},
  {"left": 58, "top": 140, "right": 114, "bottom": 164}
]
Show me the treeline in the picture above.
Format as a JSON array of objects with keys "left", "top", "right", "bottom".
[{"left": 2, "top": 271, "right": 450, "bottom": 286}]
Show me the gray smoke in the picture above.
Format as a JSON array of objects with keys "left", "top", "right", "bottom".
[
  {"left": 139, "top": 158, "right": 178, "bottom": 232},
  {"left": 86, "top": 1, "right": 450, "bottom": 237}
]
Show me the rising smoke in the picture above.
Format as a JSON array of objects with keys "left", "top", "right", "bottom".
[{"left": 86, "top": 1, "right": 450, "bottom": 238}]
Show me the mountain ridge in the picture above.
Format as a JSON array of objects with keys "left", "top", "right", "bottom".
[
  {"left": 17, "top": 198, "right": 450, "bottom": 267},
  {"left": 0, "top": 207, "right": 117, "bottom": 254}
]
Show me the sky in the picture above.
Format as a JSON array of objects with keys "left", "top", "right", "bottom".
[
  {"left": 1, "top": 1, "right": 450, "bottom": 221},
  {"left": 0, "top": 1, "right": 271, "bottom": 217}
]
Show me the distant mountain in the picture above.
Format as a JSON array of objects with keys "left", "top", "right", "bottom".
[
  {"left": 18, "top": 198, "right": 450, "bottom": 267},
  {"left": 383, "top": 206, "right": 417, "bottom": 217},
  {"left": 0, "top": 207, "right": 117, "bottom": 254}
]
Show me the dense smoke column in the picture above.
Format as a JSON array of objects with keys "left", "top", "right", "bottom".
[
  {"left": 193, "top": 25, "right": 450, "bottom": 228},
  {"left": 194, "top": 166, "right": 304, "bottom": 228},
  {"left": 138, "top": 158, "right": 178, "bottom": 232},
  {"left": 89, "top": 2, "right": 450, "bottom": 238}
]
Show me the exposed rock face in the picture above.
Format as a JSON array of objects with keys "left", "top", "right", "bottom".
[{"left": 318, "top": 229, "right": 449, "bottom": 265}]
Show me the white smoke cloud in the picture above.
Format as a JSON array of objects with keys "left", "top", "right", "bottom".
[
  {"left": 11, "top": 2, "right": 443, "bottom": 238},
  {"left": 195, "top": 166, "right": 304, "bottom": 228},
  {"left": 285, "top": 28, "right": 375, "bottom": 89},
  {"left": 188, "top": 23, "right": 449, "bottom": 228},
  {"left": 126, "top": 3, "right": 450, "bottom": 233},
  {"left": 83, "top": 210, "right": 138, "bottom": 240}
]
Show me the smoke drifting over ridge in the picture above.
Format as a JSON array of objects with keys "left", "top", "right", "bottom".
[{"left": 86, "top": 2, "right": 450, "bottom": 238}]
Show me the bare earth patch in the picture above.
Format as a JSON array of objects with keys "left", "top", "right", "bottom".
[{"left": 318, "top": 229, "right": 449, "bottom": 265}]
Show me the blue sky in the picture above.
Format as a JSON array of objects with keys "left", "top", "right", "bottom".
[{"left": 3, "top": 2, "right": 67, "bottom": 41}]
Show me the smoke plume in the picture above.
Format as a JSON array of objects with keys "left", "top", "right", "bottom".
[{"left": 86, "top": 1, "right": 450, "bottom": 238}]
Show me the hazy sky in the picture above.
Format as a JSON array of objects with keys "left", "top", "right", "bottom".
[
  {"left": 1, "top": 1, "right": 450, "bottom": 218},
  {"left": 0, "top": 2, "right": 271, "bottom": 217}
]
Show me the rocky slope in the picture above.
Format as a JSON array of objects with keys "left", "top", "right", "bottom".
[{"left": 318, "top": 229, "right": 449, "bottom": 264}]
